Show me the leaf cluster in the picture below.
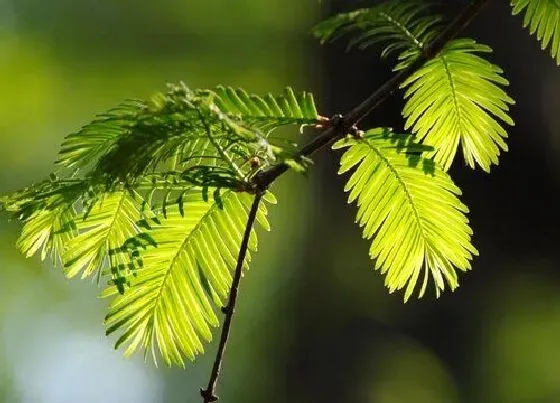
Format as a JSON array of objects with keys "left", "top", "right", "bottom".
[
  {"left": 310, "top": 0, "right": 558, "bottom": 300},
  {"left": 314, "top": 0, "right": 515, "bottom": 172},
  {"left": 1, "top": 82, "right": 317, "bottom": 365}
]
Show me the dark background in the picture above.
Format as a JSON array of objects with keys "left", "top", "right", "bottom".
[{"left": 1, "top": 1, "right": 559, "bottom": 402}]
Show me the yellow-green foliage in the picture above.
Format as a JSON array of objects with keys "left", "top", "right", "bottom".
[
  {"left": 333, "top": 129, "right": 477, "bottom": 300},
  {"left": 512, "top": 0, "right": 560, "bottom": 65}
]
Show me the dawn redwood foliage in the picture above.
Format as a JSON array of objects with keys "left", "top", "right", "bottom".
[{"left": 1, "top": 0, "right": 558, "bottom": 401}]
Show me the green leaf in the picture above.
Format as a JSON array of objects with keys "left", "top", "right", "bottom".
[
  {"left": 312, "top": 0, "right": 442, "bottom": 66},
  {"left": 511, "top": 0, "right": 560, "bottom": 65},
  {"left": 63, "top": 190, "right": 142, "bottom": 283},
  {"left": 16, "top": 196, "right": 77, "bottom": 265},
  {"left": 1, "top": 178, "right": 89, "bottom": 265},
  {"left": 210, "top": 86, "right": 320, "bottom": 132},
  {"left": 91, "top": 84, "right": 258, "bottom": 186},
  {"left": 401, "top": 39, "right": 515, "bottom": 172},
  {"left": 333, "top": 128, "right": 477, "bottom": 301},
  {"left": 101, "top": 189, "right": 274, "bottom": 366},
  {"left": 56, "top": 100, "right": 146, "bottom": 170}
]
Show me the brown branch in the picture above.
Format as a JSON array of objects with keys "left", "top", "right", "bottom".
[
  {"left": 200, "top": 191, "right": 264, "bottom": 403},
  {"left": 253, "top": 0, "right": 490, "bottom": 190},
  {"left": 200, "top": 0, "right": 490, "bottom": 401}
]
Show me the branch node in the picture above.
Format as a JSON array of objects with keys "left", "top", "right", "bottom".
[
  {"left": 349, "top": 123, "right": 363, "bottom": 139},
  {"left": 221, "top": 305, "right": 233, "bottom": 315},
  {"left": 330, "top": 113, "right": 344, "bottom": 129},
  {"left": 314, "top": 115, "right": 331, "bottom": 129}
]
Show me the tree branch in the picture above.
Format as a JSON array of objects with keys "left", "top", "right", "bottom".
[
  {"left": 254, "top": 0, "right": 490, "bottom": 189},
  {"left": 200, "top": 0, "right": 490, "bottom": 400},
  {"left": 200, "top": 191, "right": 264, "bottom": 403}
]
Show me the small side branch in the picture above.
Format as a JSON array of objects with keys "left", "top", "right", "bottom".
[{"left": 200, "top": 191, "right": 264, "bottom": 403}]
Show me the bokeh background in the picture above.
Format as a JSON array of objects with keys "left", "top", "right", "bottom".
[{"left": 1, "top": 1, "right": 560, "bottom": 402}]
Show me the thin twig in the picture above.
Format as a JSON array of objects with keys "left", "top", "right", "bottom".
[
  {"left": 200, "top": 192, "right": 264, "bottom": 403},
  {"left": 253, "top": 0, "right": 490, "bottom": 190},
  {"left": 200, "top": 0, "right": 490, "bottom": 400}
]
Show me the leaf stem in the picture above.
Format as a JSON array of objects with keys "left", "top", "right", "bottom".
[{"left": 200, "top": 191, "right": 264, "bottom": 403}]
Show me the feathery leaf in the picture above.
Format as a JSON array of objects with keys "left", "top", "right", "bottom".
[
  {"left": 56, "top": 100, "right": 146, "bottom": 170},
  {"left": 101, "top": 189, "right": 274, "bottom": 366},
  {"left": 16, "top": 197, "right": 77, "bottom": 265},
  {"left": 1, "top": 178, "right": 87, "bottom": 265},
  {"left": 63, "top": 190, "right": 143, "bottom": 289},
  {"left": 401, "top": 39, "right": 515, "bottom": 172},
  {"left": 511, "top": 0, "right": 560, "bottom": 65},
  {"left": 312, "top": 0, "right": 442, "bottom": 65},
  {"left": 210, "top": 86, "right": 320, "bottom": 132},
  {"left": 91, "top": 83, "right": 258, "bottom": 186},
  {"left": 333, "top": 128, "right": 477, "bottom": 300}
]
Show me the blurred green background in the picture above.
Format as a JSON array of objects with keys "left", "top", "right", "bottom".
[{"left": 1, "top": 1, "right": 560, "bottom": 402}]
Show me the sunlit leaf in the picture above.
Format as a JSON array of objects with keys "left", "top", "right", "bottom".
[
  {"left": 401, "top": 39, "right": 515, "bottom": 171},
  {"left": 511, "top": 0, "right": 560, "bottom": 65},
  {"left": 102, "top": 189, "right": 274, "bottom": 366},
  {"left": 333, "top": 128, "right": 477, "bottom": 300}
]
